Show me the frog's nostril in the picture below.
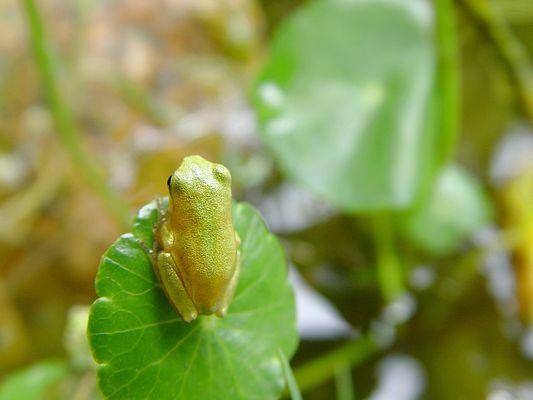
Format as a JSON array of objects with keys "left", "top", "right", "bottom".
[{"left": 167, "top": 175, "right": 172, "bottom": 187}]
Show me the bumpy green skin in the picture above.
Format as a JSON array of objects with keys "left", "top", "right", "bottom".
[{"left": 154, "top": 156, "right": 240, "bottom": 322}]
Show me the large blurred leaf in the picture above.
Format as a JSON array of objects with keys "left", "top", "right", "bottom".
[
  {"left": 399, "top": 164, "right": 493, "bottom": 255},
  {"left": 88, "top": 200, "right": 297, "bottom": 400},
  {"left": 254, "top": 0, "right": 437, "bottom": 212}
]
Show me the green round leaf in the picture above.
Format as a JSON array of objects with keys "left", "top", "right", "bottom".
[
  {"left": 254, "top": 0, "right": 436, "bottom": 212},
  {"left": 399, "top": 165, "right": 493, "bottom": 255},
  {"left": 88, "top": 201, "right": 297, "bottom": 400}
]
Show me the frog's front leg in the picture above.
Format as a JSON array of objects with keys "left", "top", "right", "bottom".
[
  {"left": 157, "top": 252, "right": 198, "bottom": 322},
  {"left": 152, "top": 197, "right": 168, "bottom": 255}
]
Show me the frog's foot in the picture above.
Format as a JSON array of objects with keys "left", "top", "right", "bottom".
[
  {"left": 155, "top": 196, "right": 168, "bottom": 224},
  {"left": 134, "top": 238, "right": 153, "bottom": 258},
  {"left": 152, "top": 196, "right": 168, "bottom": 253}
]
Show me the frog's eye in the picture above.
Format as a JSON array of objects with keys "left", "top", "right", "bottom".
[
  {"left": 213, "top": 165, "right": 231, "bottom": 182},
  {"left": 166, "top": 175, "right": 172, "bottom": 187}
]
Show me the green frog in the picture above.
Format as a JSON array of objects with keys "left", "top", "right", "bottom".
[{"left": 153, "top": 155, "right": 240, "bottom": 322}]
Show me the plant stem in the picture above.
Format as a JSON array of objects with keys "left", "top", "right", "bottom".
[
  {"left": 115, "top": 77, "right": 170, "bottom": 126},
  {"left": 334, "top": 362, "right": 355, "bottom": 400},
  {"left": 435, "top": 0, "right": 460, "bottom": 164},
  {"left": 372, "top": 213, "right": 404, "bottom": 303},
  {"left": 22, "top": 0, "right": 129, "bottom": 228},
  {"left": 293, "top": 334, "right": 378, "bottom": 393},
  {"left": 460, "top": 0, "right": 533, "bottom": 125}
]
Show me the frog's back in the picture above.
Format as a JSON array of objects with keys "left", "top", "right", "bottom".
[
  {"left": 167, "top": 155, "right": 239, "bottom": 315},
  {"left": 174, "top": 203, "right": 238, "bottom": 314}
]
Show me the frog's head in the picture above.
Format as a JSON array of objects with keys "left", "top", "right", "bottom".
[{"left": 167, "top": 155, "right": 231, "bottom": 201}]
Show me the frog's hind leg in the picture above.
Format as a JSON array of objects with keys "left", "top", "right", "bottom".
[
  {"left": 157, "top": 252, "right": 198, "bottom": 322},
  {"left": 215, "top": 247, "right": 240, "bottom": 318}
]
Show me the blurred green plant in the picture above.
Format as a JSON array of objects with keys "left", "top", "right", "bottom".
[
  {"left": 0, "top": 361, "right": 68, "bottom": 400},
  {"left": 22, "top": 0, "right": 129, "bottom": 228},
  {"left": 250, "top": 0, "right": 508, "bottom": 396},
  {"left": 400, "top": 164, "right": 493, "bottom": 255}
]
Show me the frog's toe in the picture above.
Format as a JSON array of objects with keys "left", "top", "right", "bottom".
[
  {"left": 215, "top": 306, "right": 228, "bottom": 318},
  {"left": 181, "top": 309, "right": 199, "bottom": 323}
]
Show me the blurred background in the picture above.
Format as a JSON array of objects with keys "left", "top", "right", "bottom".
[{"left": 2, "top": 0, "right": 533, "bottom": 399}]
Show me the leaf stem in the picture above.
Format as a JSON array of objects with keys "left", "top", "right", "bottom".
[
  {"left": 22, "top": 0, "right": 129, "bottom": 228},
  {"left": 293, "top": 334, "right": 378, "bottom": 393},
  {"left": 279, "top": 349, "right": 302, "bottom": 400},
  {"left": 460, "top": 0, "right": 533, "bottom": 125},
  {"left": 372, "top": 213, "right": 404, "bottom": 303}
]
